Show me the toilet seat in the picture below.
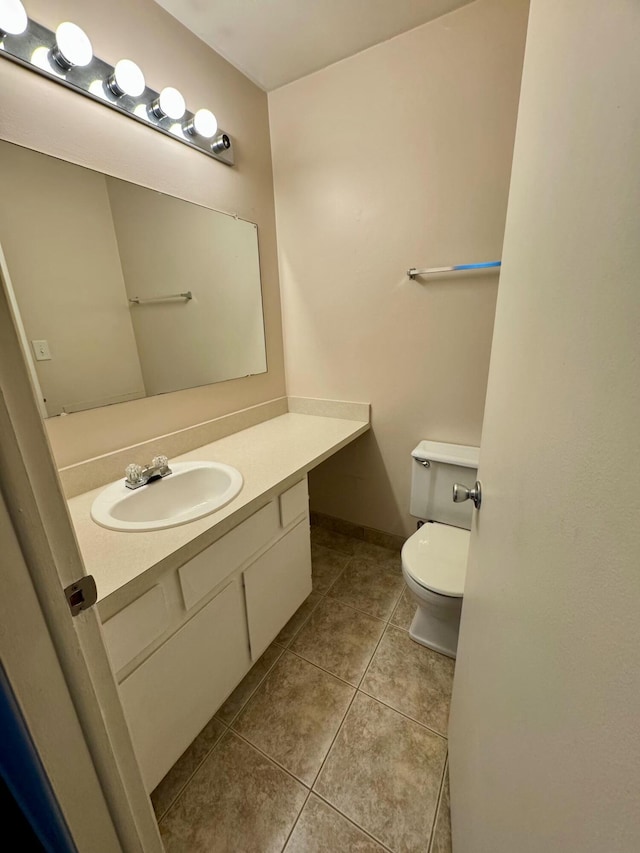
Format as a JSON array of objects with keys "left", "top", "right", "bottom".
[{"left": 402, "top": 522, "right": 470, "bottom": 598}]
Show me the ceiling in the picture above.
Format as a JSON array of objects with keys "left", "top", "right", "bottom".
[{"left": 153, "top": 0, "right": 477, "bottom": 91}]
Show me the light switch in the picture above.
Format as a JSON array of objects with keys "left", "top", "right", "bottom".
[{"left": 31, "top": 339, "right": 51, "bottom": 361}]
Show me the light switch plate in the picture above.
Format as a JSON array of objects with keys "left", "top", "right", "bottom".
[{"left": 31, "top": 339, "right": 51, "bottom": 361}]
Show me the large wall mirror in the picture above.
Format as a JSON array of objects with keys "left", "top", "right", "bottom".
[{"left": 0, "top": 140, "right": 267, "bottom": 417}]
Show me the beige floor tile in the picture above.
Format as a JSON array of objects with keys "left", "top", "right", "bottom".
[
  {"left": 353, "top": 540, "right": 402, "bottom": 572},
  {"left": 311, "top": 525, "right": 359, "bottom": 555},
  {"left": 315, "top": 693, "right": 447, "bottom": 853},
  {"left": 361, "top": 625, "right": 454, "bottom": 735},
  {"left": 160, "top": 731, "right": 306, "bottom": 853},
  {"left": 390, "top": 587, "right": 416, "bottom": 631},
  {"left": 291, "top": 598, "right": 385, "bottom": 686},
  {"left": 275, "top": 592, "right": 324, "bottom": 646},
  {"left": 311, "top": 543, "right": 351, "bottom": 594},
  {"left": 284, "top": 794, "right": 386, "bottom": 853},
  {"left": 151, "top": 716, "right": 226, "bottom": 820},
  {"left": 233, "top": 651, "right": 354, "bottom": 785},
  {"left": 328, "top": 557, "right": 404, "bottom": 620},
  {"left": 431, "top": 765, "right": 452, "bottom": 853},
  {"left": 215, "top": 643, "right": 283, "bottom": 725}
]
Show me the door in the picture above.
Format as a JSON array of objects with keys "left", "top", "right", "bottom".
[
  {"left": 0, "top": 488, "right": 120, "bottom": 850},
  {"left": 0, "top": 246, "right": 164, "bottom": 847},
  {"left": 448, "top": 3, "right": 640, "bottom": 852}
]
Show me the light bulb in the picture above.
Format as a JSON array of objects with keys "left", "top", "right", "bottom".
[
  {"left": 185, "top": 108, "right": 218, "bottom": 139},
  {"left": 151, "top": 86, "right": 186, "bottom": 120},
  {"left": 0, "top": 0, "right": 27, "bottom": 35},
  {"left": 52, "top": 22, "right": 93, "bottom": 69},
  {"left": 108, "top": 59, "right": 145, "bottom": 98}
]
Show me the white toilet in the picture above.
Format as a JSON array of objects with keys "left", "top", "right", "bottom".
[{"left": 401, "top": 440, "right": 479, "bottom": 659}]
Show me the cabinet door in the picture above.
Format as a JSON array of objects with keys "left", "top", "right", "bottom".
[
  {"left": 118, "top": 579, "right": 250, "bottom": 792},
  {"left": 179, "top": 500, "right": 280, "bottom": 611},
  {"left": 102, "top": 585, "right": 169, "bottom": 676},
  {"left": 243, "top": 520, "right": 312, "bottom": 661}
]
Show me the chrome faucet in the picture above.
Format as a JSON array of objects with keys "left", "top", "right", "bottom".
[{"left": 125, "top": 455, "right": 172, "bottom": 490}]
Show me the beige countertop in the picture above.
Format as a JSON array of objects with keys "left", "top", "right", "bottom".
[{"left": 67, "top": 412, "right": 369, "bottom": 614}]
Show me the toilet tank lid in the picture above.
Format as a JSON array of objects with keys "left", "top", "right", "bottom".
[{"left": 412, "top": 440, "right": 479, "bottom": 467}]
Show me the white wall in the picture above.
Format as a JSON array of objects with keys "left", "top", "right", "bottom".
[
  {"left": 0, "top": 0, "right": 285, "bottom": 468},
  {"left": 0, "top": 142, "right": 145, "bottom": 416},
  {"left": 269, "top": 0, "right": 530, "bottom": 536}
]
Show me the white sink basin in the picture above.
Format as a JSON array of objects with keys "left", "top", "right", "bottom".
[{"left": 91, "top": 461, "right": 243, "bottom": 532}]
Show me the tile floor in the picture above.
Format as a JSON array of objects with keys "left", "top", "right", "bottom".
[{"left": 152, "top": 526, "right": 454, "bottom": 853}]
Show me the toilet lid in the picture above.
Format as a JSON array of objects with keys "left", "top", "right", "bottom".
[{"left": 402, "top": 523, "right": 470, "bottom": 597}]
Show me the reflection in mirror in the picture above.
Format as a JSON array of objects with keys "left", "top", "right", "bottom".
[{"left": 0, "top": 140, "right": 267, "bottom": 417}]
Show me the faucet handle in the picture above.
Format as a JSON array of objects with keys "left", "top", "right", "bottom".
[
  {"left": 152, "top": 455, "right": 169, "bottom": 470},
  {"left": 125, "top": 463, "right": 144, "bottom": 485}
]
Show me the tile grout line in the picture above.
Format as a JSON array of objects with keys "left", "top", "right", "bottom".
[
  {"left": 310, "top": 790, "right": 397, "bottom": 853},
  {"left": 303, "top": 598, "right": 394, "bottom": 806},
  {"left": 310, "top": 790, "right": 395, "bottom": 853},
  {"left": 317, "top": 553, "right": 354, "bottom": 598},
  {"left": 216, "top": 643, "right": 286, "bottom": 727},
  {"left": 279, "top": 788, "right": 312, "bottom": 852},
  {"left": 357, "top": 609, "right": 397, "bottom": 690},
  {"left": 356, "top": 684, "right": 449, "bottom": 741},
  {"left": 309, "top": 688, "right": 359, "bottom": 791},
  {"left": 427, "top": 754, "right": 449, "bottom": 853},
  {"left": 323, "top": 588, "right": 402, "bottom": 624},
  {"left": 283, "top": 645, "right": 363, "bottom": 690},
  {"left": 279, "top": 608, "right": 407, "bottom": 850},
  {"left": 284, "top": 619, "right": 449, "bottom": 739},
  {"left": 230, "top": 727, "right": 313, "bottom": 791},
  {"left": 155, "top": 718, "right": 231, "bottom": 825},
  {"left": 358, "top": 620, "right": 450, "bottom": 737},
  {"left": 277, "top": 581, "right": 339, "bottom": 647}
]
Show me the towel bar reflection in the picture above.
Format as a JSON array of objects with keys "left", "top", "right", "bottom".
[
  {"left": 129, "top": 291, "right": 193, "bottom": 305},
  {"left": 407, "top": 261, "right": 501, "bottom": 279}
]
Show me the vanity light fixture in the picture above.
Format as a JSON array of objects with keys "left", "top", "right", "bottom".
[
  {"left": 211, "top": 134, "right": 231, "bottom": 154},
  {"left": 52, "top": 21, "right": 93, "bottom": 69},
  {"left": 0, "top": 0, "right": 27, "bottom": 35},
  {"left": 0, "top": 6, "right": 233, "bottom": 165},
  {"left": 107, "top": 58, "right": 145, "bottom": 98},
  {"left": 184, "top": 108, "right": 218, "bottom": 139},
  {"left": 151, "top": 86, "right": 186, "bottom": 120}
]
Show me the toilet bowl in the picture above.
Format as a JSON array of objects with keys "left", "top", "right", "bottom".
[
  {"left": 404, "top": 439, "right": 479, "bottom": 658},
  {"left": 401, "top": 520, "right": 470, "bottom": 658}
]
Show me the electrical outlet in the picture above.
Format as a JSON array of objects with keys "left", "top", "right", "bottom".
[{"left": 31, "top": 339, "right": 51, "bottom": 361}]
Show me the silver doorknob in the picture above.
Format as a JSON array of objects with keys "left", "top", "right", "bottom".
[{"left": 453, "top": 481, "right": 482, "bottom": 510}]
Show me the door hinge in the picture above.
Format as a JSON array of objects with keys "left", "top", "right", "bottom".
[{"left": 64, "top": 575, "right": 98, "bottom": 616}]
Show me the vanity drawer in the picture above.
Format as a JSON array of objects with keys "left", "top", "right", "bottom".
[
  {"left": 118, "top": 578, "right": 250, "bottom": 792},
  {"left": 179, "top": 500, "right": 280, "bottom": 610},
  {"left": 279, "top": 477, "right": 309, "bottom": 528},
  {"left": 243, "top": 519, "right": 312, "bottom": 661},
  {"left": 102, "top": 585, "right": 169, "bottom": 675}
]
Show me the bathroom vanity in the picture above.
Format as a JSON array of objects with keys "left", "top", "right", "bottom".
[{"left": 65, "top": 406, "right": 369, "bottom": 791}]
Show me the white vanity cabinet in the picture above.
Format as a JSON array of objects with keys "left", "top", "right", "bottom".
[
  {"left": 244, "top": 520, "right": 311, "bottom": 660},
  {"left": 100, "top": 476, "right": 312, "bottom": 792},
  {"left": 118, "top": 579, "right": 249, "bottom": 791}
]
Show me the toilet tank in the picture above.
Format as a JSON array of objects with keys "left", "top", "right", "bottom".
[{"left": 410, "top": 440, "right": 480, "bottom": 530}]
